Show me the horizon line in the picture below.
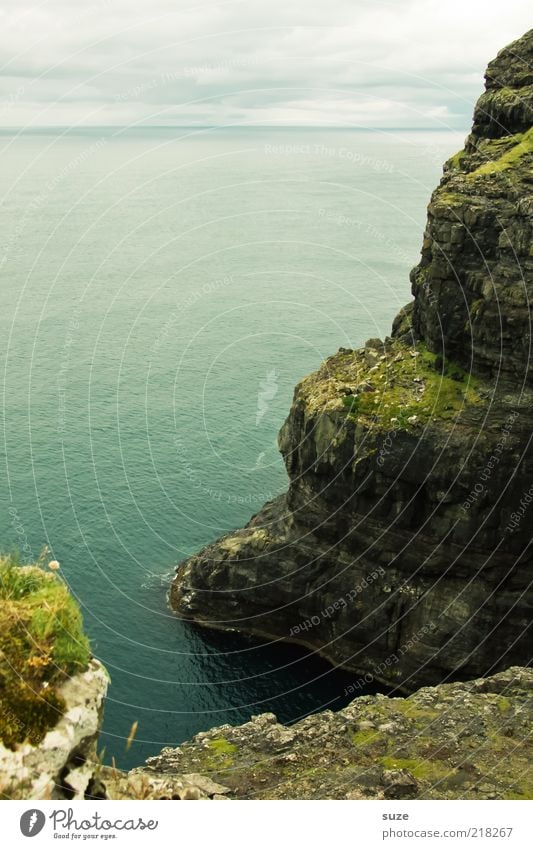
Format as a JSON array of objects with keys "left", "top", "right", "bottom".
[{"left": 0, "top": 124, "right": 469, "bottom": 133}]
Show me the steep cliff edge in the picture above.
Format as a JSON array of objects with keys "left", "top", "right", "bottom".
[
  {"left": 409, "top": 28, "right": 533, "bottom": 383},
  {"left": 171, "top": 30, "right": 533, "bottom": 690},
  {"left": 135, "top": 667, "right": 533, "bottom": 800}
]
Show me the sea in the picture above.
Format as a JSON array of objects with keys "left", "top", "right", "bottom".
[{"left": 0, "top": 126, "right": 464, "bottom": 768}]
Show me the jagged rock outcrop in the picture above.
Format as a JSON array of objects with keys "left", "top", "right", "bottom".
[
  {"left": 136, "top": 667, "right": 533, "bottom": 800},
  {"left": 170, "top": 31, "right": 533, "bottom": 690},
  {"left": 101, "top": 768, "right": 232, "bottom": 801},
  {"left": 0, "top": 659, "right": 108, "bottom": 800},
  {"left": 410, "top": 28, "right": 532, "bottom": 382}
]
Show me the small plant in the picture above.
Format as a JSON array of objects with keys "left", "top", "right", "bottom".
[
  {"left": 342, "top": 395, "right": 360, "bottom": 417},
  {"left": 0, "top": 551, "right": 91, "bottom": 749}
]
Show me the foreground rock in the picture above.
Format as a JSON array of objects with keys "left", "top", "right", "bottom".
[
  {"left": 101, "top": 769, "right": 231, "bottom": 801},
  {"left": 171, "top": 30, "right": 533, "bottom": 689},
  {"left": 0, "top": 659, "right": 108, "bottom": 800},
  {"left": 133, "top": 668, "right": 533, "bottom": 800}
]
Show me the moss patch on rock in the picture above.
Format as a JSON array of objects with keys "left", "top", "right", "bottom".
[
  {"left": 299, "top": 341, "right": 482, "bottom": 431},
  {"left": 446, "top": 149, "right": 467, "bottom": 170},
  {"left": 205, "top": 737, "right": 238, "bottom": 768},
  {"left": 0, "top": 553, "right": 91, "bottom": 749},
  {"left": 380, "top": 755, "right": 453, "bottom": 783},
  {"left": 468, "top": 127, "right": 533, "bottom": 177}
]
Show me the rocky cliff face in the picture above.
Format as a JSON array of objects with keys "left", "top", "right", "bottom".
[
  {"left": 136, "top": 667, "right": 533, "bottom": 800},
  {"left": 170, "top": 30, "right": 533, "bottom": 691},
  {"left": 409, "top": 29, "right": 533, "bottom": 384}
]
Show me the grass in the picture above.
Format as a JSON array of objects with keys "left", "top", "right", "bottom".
[
  {"left": 299, "top": 339, "right": 482, "bottom": 431},
  {"left": 504, "top": 783, "right": 533, "bottom": 800},
  {"left": 351, "top": 728, "right": 381, "bottom": 748},
  {"left": 342, "top": 395, "right": 360, "bottom": 415},
  {"left": 446, "top": 149, "right": 466, "bottom": 169},
  {"left": 434, "top": 191, "right": 464, "bottom": 207},
  {"left": 391, "top": 700, "right": 440, "bottom": 722},
  {"left": 207, "top": 737, "right": 238, "bottom": 756},
  {"left": 468, "top": 128, "right": 533, "bottom": 178},
  {"left": 333, "top": 342, "right": 481, "bottom": 430},
  {"left": 497, "top": 696, "right": 511, "bottom": 714},
  {"left": 0, "top": 551, "right": 91, "bottom": 749}
]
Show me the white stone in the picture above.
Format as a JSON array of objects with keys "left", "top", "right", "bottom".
[{"left": 0, "top": 659, "right": 108, "bottom": 800}]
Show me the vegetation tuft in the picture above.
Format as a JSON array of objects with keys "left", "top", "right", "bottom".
[
  {"left": 0, "top": 551, "right": 91, "bottom": 749},
  {"left": 305, "top": 340, "right": 482, "bottom": 430},
  {"left": 468, "top": 128, "right": 533, "bottom": 178}
]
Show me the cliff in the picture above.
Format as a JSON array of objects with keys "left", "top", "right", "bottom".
[
  {"left": 170, "top": 30, "right": 533, "bottom": 690},
  {"left": 134, "top": 667, "right": 533, "bottom": 800},
  {"left": 410, "top": 28, "right": 533, "bottom": 383}
]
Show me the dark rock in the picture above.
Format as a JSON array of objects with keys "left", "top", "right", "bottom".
[
  {"left": 413, "top": 30, "right": 533, "bottom": 384},
  {"left": 365, "top": 337, "right": 384, "bottom": 350},
  {"left": 382, "top": 769, "right": 418, "bottom": 799}
]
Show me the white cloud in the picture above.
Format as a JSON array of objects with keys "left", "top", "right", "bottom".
[{"left": 0, "top": 0, "right": 530, "bottom": 128}]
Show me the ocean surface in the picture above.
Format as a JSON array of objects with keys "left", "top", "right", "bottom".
[{"left": 0, "top": 126, "right": 464, "bottom": 768}]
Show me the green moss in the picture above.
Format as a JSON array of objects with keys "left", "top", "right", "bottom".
[
  {"left": 0, "top": 553, "right": 91, "bottom": 749},
  {"left": 447, "top": 149, "right": 466, "bottom": 169},
  {"left": 504, "top": 785, "right": 533, "bottom": 800},
  {"left": 380, "top": 756, "right": 453, "bottom": 782},
  {"left": 199, "top": 736, "right": 238, "bottom": 772},
  {"left": 207, "top": 737, "right": 237, "bottom": 756},
  {"left": 392, "top": 700, "right": 440, "bottom": 722},
  {"left": 351, "top": 343, "right": 481, "bottom": 429},
  {"left": 435, "top": 191, "right": 464, "bottom": 207},
  {"left": 351, "top": 728, "right": 380, "bottom": 747},
  {"left": 490, "top": 86, "right": 519, "bottom": 102},
  {"left": 468, "top": 128, "right": 533, "bottom": 177},
  {"left": 497, "top": 697, "right": 511, "bottom": 714},
  {"left": 342, "top": 395, "right": 360, "bottom": 419},
  {"left": 0, "top": 681, "right": 65, "bottom": 748},
  {"left": 301, "top": 340, "right": 482, "bottom": 430}
]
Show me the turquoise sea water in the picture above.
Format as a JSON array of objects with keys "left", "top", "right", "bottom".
[{"left": 0, "top": 127, "right": 463, "bottom": 767}]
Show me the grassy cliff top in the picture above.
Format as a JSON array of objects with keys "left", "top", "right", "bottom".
[
  {"left": 446, "top": 126, "right": 533, "bottom": 180},
  {"left": 297, "top": 340, "right": 482, "bottom": 430},
  {"left": 0, "top": 553, "right": 91, "bottom": 749}
]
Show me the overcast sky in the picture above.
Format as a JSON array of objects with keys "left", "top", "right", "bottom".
[{"left": 0, "top": 0, "right": 530, "bottom": 129}]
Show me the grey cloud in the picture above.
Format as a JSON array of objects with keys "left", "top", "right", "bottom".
[{"left": 0, "top": 0, "right": 530, "bottom": 128}]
